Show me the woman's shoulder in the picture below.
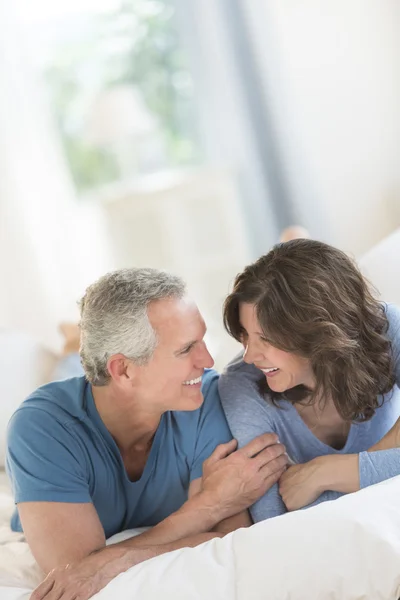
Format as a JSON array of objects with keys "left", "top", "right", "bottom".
[
  {"left": 221, "top": 351, "right": 261, "bottom": 382},
  {"left": 219, "top": 352, "right": 283, "bottom": 414}
]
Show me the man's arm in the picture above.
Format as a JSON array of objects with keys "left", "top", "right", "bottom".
[
  {"left": 18, "top": 502, "right": 106, "bottom": 575},
  {"left": 24, "top": 496, "right": 225, "bottom": 600},
  {"left": 29, "top": 434, "right": 287, "bottom": 600}
]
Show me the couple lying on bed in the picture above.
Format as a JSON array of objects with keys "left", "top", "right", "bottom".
[{"left": 6, "top": 239, "right": 400, "bottom": 600}]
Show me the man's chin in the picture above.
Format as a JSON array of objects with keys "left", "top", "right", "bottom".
[{"left": 181, "top": 388, "right": 204, "bottom": 409}]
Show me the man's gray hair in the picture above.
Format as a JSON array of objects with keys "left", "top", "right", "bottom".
[{"left": 79, "top": 268, "right": 186, "bottom": 385}]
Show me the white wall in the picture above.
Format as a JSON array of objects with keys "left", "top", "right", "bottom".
[
  {"left": 0, "top": 0, "right": 115, "bottom": 349},
  {"left": 244, "top": 0, "right": 400, "bottom": 256}
]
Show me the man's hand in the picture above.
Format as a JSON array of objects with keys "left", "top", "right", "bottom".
[
  {"left": 278, "top": 460, "right": 324, "bottom": 511},
  {"left": 201, "top": 433, "right": 288, "bottom": 520},
  {"left": 30, "top": 547, "right": 132, "bottom": 600}
]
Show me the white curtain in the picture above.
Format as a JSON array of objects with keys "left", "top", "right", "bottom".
[
  {"left": 176, "top": 0, "right": 400, "bottom": 255},
  {"left": 175, "top": 0, "right": 290, "bottom": 257},
  {"left": 0, "top": 1, "right": 113, "bottom": 350},
  {"left": 225, "top": 0, "right": 400, "bottom": 254}
]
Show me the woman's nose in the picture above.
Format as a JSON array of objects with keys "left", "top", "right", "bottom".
[{"left": 243, "top": 341, "right": 265, "bottom": 364}]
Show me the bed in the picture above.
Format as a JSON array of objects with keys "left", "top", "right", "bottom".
[
  {"left": 1, "top": 229, "right": 400, "bottom": 599},
  {"left": 1, "top": 468, "right": 400, "bottom": 600}
]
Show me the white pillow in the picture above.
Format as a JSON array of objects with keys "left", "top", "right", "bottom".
[
  {"left": 0, "top": 330, "right": 57, "bottom": 468},
  {"left": 94, "top": 476, "right": 400, "bottom": 600}
]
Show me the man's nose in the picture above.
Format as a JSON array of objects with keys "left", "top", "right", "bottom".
[{"left": 196, "top": 342, "right": 214, "bottom": 368}]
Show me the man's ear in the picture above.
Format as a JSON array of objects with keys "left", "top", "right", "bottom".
[{"left": 107, "top": 354, "right": 137, "bottom": 384}]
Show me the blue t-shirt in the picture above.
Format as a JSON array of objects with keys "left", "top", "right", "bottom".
[
  {"left": 219, "top": 303, "right": 400, "bottom": 522},
  {"left": 6, "top": 369, "right": 232, "bottom": 537}
]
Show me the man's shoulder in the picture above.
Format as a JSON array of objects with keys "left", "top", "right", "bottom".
[
  {"left": 200, "top": 368, "right": 219, "bottom": 396},
  {"left": 11, "top": 376, "right": 88, "bottom": 427}
]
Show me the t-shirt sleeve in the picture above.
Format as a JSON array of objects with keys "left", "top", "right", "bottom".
[
  {"left": 358, "top": 449, "right": 400, "bottom": 488},
  {"left": 189, "top": 370, "right": 233, "bottom": 482},
  {"left": 6, "top": 406, "right": 91, "bottom": 504},
  {"left": 219, "top": 368, "right": 287, "bottom": 522},
  {"left": 386, "top": 303, "right": 400, "bottom": 386}
]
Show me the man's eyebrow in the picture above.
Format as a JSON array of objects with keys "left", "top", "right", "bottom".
[{"left": 174, "top": 340, "right": 197, "bottom": 356}]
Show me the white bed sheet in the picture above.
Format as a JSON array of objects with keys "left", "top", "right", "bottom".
[
  {"left": 1, "top": 472, "right": 400, "bottom": 600},
  {"left": 0, "top": 471, "right": 43, "bottom": 600}
]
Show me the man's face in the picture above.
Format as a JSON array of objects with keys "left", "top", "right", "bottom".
[{"left": 133, "top": 296, "right": 214, "bottom": 411}]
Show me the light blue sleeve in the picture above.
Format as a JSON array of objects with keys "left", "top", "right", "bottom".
[
  {"left": 6, "top": 406, "right": 91, "bottom": 505},
  {"left": 387, "top": 303, "right": 400, "bottom": 385},
  {"left": 358, "top": 303, "right": 400, "bottom": 487},
  {"left": 190, "top": 370, "right": 233, "bottom": 482},
  {"left": 219, "top": 370, "right": 286, "bottom": 522}
]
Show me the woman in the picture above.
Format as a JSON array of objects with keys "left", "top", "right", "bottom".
[{"left": 219, "top": 239, "right": 400, "bottom": 522}]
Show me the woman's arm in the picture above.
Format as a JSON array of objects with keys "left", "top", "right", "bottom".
[
  {"left": 314, "top": 446, "right": 400, "bottom": 495},
  {"left": 280, "top": 305, "right": 400, "bottom": 511},
  {"left": 280, "top": 424, "right": 400, "bottom": 512},
  {"left": 219, "top": 367, "right": 287, "bottom": 522}
]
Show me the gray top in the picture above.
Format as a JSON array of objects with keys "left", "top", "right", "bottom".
[{"left": 219, "top": 303, "right": 400, "bottom": 522}]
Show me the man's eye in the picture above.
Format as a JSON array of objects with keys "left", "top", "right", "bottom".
[{"left": 181, "top": 346, "right": 193, "bottom": 355}]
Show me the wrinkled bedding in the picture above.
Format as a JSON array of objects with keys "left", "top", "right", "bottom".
[{"left": 1, "top": 471, "right": 400, "bottom": 600}]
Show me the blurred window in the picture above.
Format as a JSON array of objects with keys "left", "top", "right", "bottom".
[{"left": 19, "top": 0, "right": 200, "bottom": 194}]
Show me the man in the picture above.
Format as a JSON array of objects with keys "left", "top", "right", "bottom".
[{"left": 6, "top": 268, "right": 287, "bottom": 600}]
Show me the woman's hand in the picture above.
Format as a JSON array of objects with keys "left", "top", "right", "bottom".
[
  {"left": 279, "top": 454, "right": 360, "bottom": 511},
  {"left": 278, "top": 459, "right": 326, "bottom": 511}
]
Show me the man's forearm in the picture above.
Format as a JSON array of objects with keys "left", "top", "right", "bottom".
[
  {"left": 117, "top": 489, "right": 224, "bottom": 550},
  {"left": 39, "top": 489, "right": 231, "bottom": 582},
  {"left": 34, "top": 531, "right": 223, "bottom": 600},
  {"left": 84, "top": 490, "right": 245, "bottom": 579},
  {"left": 87, "top": 531, "right": 223, "bottom": 583},
  {"left": 212, "top": 510, "right": 252, "bottom": 534}
]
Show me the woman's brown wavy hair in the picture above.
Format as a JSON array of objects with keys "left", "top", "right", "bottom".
[{"left": 223, "top": 239, "right": 395, "bottom": 421}]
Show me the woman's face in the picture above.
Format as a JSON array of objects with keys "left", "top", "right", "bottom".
[{"left": 239, "top": 303, "right": 315, "bottom": 393}]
